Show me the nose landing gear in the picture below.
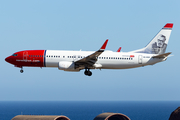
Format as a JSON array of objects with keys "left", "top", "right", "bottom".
[
  {"left": 20, "top": 67, "right": 24, "bottom": 73},
  {"left": 84, "top": 69, "right": 92, "bottom": 76}
]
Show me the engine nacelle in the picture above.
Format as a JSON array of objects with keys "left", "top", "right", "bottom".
[{"left": 58, "top": 61, "right": 79, "bottom": 71}]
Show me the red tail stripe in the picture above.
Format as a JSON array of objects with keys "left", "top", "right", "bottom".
[{"left": 164, "top": 23, "right": 173, "bottom": 28}]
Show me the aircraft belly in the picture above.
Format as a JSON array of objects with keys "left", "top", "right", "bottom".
[
  {"left": 101, "top": 64, "right": 140, "bottom": 69},
  {"left": 99, "top": 60, "right": 139, "bottom": 69}
]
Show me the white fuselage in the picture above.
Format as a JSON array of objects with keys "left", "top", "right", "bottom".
[{"left": 45, "top": 50, "right": 163, "bottom": 70}]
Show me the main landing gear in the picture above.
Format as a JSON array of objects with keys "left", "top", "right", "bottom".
[{"left": 84, "top": 69, "right": 92, "bottom": 76}]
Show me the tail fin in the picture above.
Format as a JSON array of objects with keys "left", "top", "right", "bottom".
[{"left": 131, "top": 23, "right": 173, "bottom": 54}]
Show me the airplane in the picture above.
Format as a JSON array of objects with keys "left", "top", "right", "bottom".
[{"left": 5, "top": 23, "right": 173, "bottom": 76}]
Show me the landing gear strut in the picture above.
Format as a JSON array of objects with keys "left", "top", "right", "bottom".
[
  {"left": 20, "top": 67, "right": 24, "bottom": 73},
  {"left": 84, "top": 69, "right": 92, "bottom": 76}
]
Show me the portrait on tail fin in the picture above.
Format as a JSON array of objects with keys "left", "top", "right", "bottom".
[{"left": 152, "top": 34, "right": 167, "bottom": 54}]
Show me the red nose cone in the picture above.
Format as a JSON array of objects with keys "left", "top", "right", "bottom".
[
  {"left": 5, "top": 57, "right": 9, "bottom": 62},
  {"left": 5, "top": 56, "right": 12, "bottom": 63}
]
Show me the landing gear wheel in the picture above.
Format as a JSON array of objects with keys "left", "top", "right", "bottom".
[
  {"left": 84, "top": 69, "right": 92, "bottom": 76},
  {"left": 20, "top": 70, "right": 24, "bottom": 73},
  {"left": 20, "top": 67, "right": 24, "bottom": 73},
  {"left": 84, "top": 70, "right": 88, "bottom": 75},
  {"left": 87, "top": 71, "right": 92, "bottom": 76}
]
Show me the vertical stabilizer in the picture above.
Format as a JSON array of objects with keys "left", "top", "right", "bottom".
[{"left": 132, "top": 23, "right": 173, "bottom": 54}]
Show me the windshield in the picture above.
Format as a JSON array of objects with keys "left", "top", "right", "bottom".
[{"left": 12, "top": 54, "right": 18, "bottom": 56}]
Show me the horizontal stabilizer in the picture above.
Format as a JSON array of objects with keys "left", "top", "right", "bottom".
[{"left": 152, "top": 52, "right": 171, "bottom": 58}]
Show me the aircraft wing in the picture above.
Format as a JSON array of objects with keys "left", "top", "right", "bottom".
[
  {"left": 152, "top": 52, "right": 172, "bottom": 58},
  {"left": 75, "top": 39, "right": 108, "bottom": 68}
]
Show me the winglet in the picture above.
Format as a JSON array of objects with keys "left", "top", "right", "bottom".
[
  {"left": 163, "top": 23, "right": 173, "bottom": 29},
  {"left": 117, "top": 47, "right": 122, "bottom": 52},
  {"left": 100, "top": 39, "right": 108, "bottom": 50}
]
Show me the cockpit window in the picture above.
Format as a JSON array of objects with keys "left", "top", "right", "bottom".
[{"left": 12, "top": 54, "right": 18, "bottom": 56}]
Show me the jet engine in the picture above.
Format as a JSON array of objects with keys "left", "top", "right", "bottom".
[{"left": 58, "top": 61, "right": 79, "bottom": 72}]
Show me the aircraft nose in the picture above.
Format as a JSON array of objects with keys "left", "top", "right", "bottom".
[{"left": 5, "top": 56, "right": 11, "bottom": 63}]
